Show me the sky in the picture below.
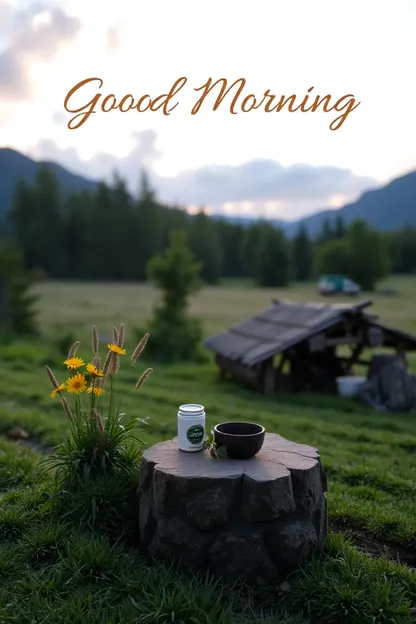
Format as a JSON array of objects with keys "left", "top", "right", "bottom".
[{"left": 0, "top": 0, "right": 415, "bottom": 220}]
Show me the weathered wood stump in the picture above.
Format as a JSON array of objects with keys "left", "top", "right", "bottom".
[{"left": 138, "top": 433, "right": 328, "bottom": 584}]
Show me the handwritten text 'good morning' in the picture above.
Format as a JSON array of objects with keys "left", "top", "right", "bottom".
[{"left": 63, "top": 77, "right": 360, "bottom": 131}]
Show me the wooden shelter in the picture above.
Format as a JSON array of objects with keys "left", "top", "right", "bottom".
[{"left": 204, "top": 299, "right": 416, "bottom": 395}]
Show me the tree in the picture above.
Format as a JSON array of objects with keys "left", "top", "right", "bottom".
[
  {"left": 188, "top": 210, "right": 222, "bottom": 285},
  {"left": 334, "top": 214, "right": 346, "bottom": 238},
  {"left": 346, "top": 220, "right": 390, "bottom": 291},
  {"left": 254, "top": 225, "right": 292, "bottom": 287},
  {"left": 138, "top": 168, "right": 155, "bottom": 202},
  {"left": 134, "top": 175, "right": 163, "bottom": 281},
  {"left": 10, "top": 167, "right": 65, "bottom": 277},
  {"left": 315, "top": 239, "right": 353, "bottom": 276},
  {"left": 241, "top": 221, "right": 270, "bottom": 278},
  {"left": 145, "top": 230, "right": 203, "bottom": 362},
  {"left": 389, "top": 227, "right": 416, "bottom": 274},
  {"left": 316, "top": 220, "right": 390, "bottom": 291},
  {"left": 64, "top": 192, "right": 90, "bottom": 278},
  {"left": 0, "top": 243, "right": 38, "bottom": 336},
  {"left": 215, "top": 220, "right": 245, "bottom": 278},
  {"left": 317, "top": 216, "right": 334, "bottom": 244},
  {"left": 293, "top": 224, "right": 314, "bottom": 281},
  {"left": 5, "top": 169, "right": 262, "bottom": 283}
]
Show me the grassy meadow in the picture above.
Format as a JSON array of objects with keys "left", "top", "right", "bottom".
[{"left": 0, "top": 276, "right": 415, "bottom": 623}]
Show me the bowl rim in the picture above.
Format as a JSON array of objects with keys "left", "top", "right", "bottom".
[{"left": 213, "top": 421, "right": 265, "bottom": 437}]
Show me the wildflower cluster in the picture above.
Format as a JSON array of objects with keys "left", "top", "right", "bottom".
[{"left": 44, "top": 323, "right": 152, "bottom": 446}]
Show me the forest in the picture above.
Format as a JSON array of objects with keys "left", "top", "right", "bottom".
[{"left": 4, "top": 165, "right": 416, "bottom": 291}]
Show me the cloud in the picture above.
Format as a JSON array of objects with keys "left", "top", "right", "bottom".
[
  {"left": 51, "top": 110, "right": 67, "bottom": 125},
  {"left": 106, "top": 25, "right": 120, "bottom": 52},
  {"left": 0, "top": 0, "right": 12, "bottom": 29},
  {"left": 0, "top": 49, "right": 30, "bottom": 98},
  {"left": 0, "top": 4, "right": 81, "bottom": 100},
  {"left": 28, "top": 134, "right": 378, "bottom": 220},
  {"left": 155, "top": 160, "right": 377, "bottom": 217},
  {"left": 31, "top": 130, "right": 161, "bottom": 185}
]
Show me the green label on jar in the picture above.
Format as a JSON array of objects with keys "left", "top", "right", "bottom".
[{"left": 186, "top": 424, "right": 204, "bottom": 445}]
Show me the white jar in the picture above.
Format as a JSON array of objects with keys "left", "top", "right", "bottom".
[{"left": 177, "top": 404, "right": 206, "bottom": 452}]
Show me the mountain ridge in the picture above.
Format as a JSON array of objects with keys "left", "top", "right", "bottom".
[{"left": 0, "top": 147, "right": 415, "bottom": 236}]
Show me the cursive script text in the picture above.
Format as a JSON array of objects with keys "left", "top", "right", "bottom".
[{"left": 63, "top": 76, "right": 360, "bottom": 131}]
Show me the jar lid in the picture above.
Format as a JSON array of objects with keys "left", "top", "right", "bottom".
[{"left": 178, "top": 403, "right": 205, "bottom": 414}]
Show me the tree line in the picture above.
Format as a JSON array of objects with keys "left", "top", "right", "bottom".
[{"left": 5, "top": 166, "right": 416, "bottom": 291}]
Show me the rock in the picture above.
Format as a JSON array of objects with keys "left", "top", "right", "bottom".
[
  {"left": 312, "top": 494, "right": 328, "bottom": 544},
  {"left": 264, "top": 517, "right": 318, "bottom": 575},
  {"left": 185, "top": 486, "right": 236, "bottom": 530},
  {"left": 239, "top": 453, "right": 295, "bottom": 522},
  {"left": 359, "top": 356, "right": 416, "bottom": 412},
  {"left": 208, "top": 527, "right": 277, "bottom": 584},
  {"left": 138, "top": 433, "right": 328, "bottom": 584},
  {"left": 148, "top": 517, "right": 211, "bottom": 573},
  {"left": 7, "top": 426, "right": 29, "bottom": 440}
]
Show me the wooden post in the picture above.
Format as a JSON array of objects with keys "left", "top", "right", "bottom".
[
  {"left": 263, "top": 357, "right": 275, "bottom": 396},
  {"left": 396, "top": 341, "right": 407, "bottom": 367}
]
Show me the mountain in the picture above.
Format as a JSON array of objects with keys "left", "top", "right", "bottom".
[
  {"left": 287, "top": 170, "right": 416, "bottom": 237},
  {"left": 0, "top": 147, "right": 415, "bottom": 235},
  {"left": 0, "top": 148, "right": 98, "bottom": 216}
]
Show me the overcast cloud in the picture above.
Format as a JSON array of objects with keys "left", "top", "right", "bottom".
[
  {"left": 0, "top": 2, "right": 80, "bottom": 99},
  {"left": 31, "top": 133, "right": 378, "bottom": 219}
]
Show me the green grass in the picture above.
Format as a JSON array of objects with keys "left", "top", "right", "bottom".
[
  {"left": 0, "top": 277, "right": 415, "bottom": 623},
  {"left": 34, "top": 274, "right": 416, "bottom": 338}
]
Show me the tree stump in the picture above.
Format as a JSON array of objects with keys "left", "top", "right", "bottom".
[{"left": 138, "top": 433, "right": 328, "bottom": 584}]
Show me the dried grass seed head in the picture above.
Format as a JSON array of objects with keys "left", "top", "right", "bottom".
[
  {"left": 131, "top": 332, "right": 150, "bottom": 364},
  {"left": 68, "top": 341, "right": 81, "bottom": 359}
]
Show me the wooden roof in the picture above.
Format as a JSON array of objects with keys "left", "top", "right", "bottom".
[{"left": 203, "top": 298, "right": 416, "bottom": 366}]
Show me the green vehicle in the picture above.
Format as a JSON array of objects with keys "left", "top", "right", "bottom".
[{"left": 317, "top": 274, "right": 361, "bottom": 296}]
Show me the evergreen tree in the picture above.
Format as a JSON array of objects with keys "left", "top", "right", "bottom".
[
  {"left": 346, "top": 219, "right": 390, "bottom": 291},
  {"left": 134, "top": 172, "right": 163, "bottom": 280},
  {"left": 293, "top": 224, "right": 314, "bottom": 281},
  {"left": 188, "top": 210, "right": 223, "bottom": 285},
  {"left": 254, "top": 225, "right": 292, "bottom": 287},
  {"left": 10, "top": 167, "right": 65, "bottom": 277},
  {"left": 0, "top": 243, "right": 38, "bottom": 336},
  {"left": 216, "top": 220, "right": 245, "bottom": 278},
  {"left": 241, "top": 221, "right": 270, "bottom": 278},
  {"left": 31, "top": 167, "right": 66, "bottom": 276},
  {"left": 145, "top": 230, "right": 203, "bottom": 362},
  {"left": 64, "top": 192, "right": 90, "bottom": 278},
  {"left": 317, "top": 216, "right": 334, "bottom": 244},
  {"left": 9, "top": 179, "right": 33, "bottom": 267},
  {"left": 334, "top": 213, "right": 346, "bottom": 238}
]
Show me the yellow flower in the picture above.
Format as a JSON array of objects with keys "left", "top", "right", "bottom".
[
  {"left": 64, "top": 357, "right": 85, "bottom": 370},
  {"left": 106, "top": 343, "right": 126, "bottom": 356},
  {"left": 50, "top": 383, "right": 65, "bottom": 398},
  {"left": 66, "top": 373, "right": 87, "bottom": 394},
  {"left": 86, "top": 363, "right": 104, "bottom": 377},
  {"left": 87, "top": 385, "right": 105, "bottom": 396}
]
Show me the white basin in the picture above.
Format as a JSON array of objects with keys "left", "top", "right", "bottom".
[{"left": 336, "top": 376, "right": 366, "bottom": 398}]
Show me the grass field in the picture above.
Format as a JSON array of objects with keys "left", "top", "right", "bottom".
[{"left": 0, "top": 277, "right": 415, "bottom": 623}]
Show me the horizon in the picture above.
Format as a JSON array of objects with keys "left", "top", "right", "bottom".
[
  {"left": 3, "top": 143, "right": 401, "bottom": 224},
  {"left": 1, "top": 0, "right": 415, "bottom": 220}
]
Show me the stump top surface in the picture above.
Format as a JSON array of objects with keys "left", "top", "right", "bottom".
[{"left": 142, "top": 433, "right": 319, "bottom": 480}]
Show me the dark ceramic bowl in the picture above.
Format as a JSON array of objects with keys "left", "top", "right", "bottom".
[{"left": 213, "top": 421, "right": 265, "bottom": 459}]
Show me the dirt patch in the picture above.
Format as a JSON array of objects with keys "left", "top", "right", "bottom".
[
  {"left": 17, "top": 437, "right": 55, "bottom": 455},
  {"left": 330, "top": 520, "right": 416, "bottom": 570},
  {"left": 2, "top": 430, "right": 55, "bottom": 455}
]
